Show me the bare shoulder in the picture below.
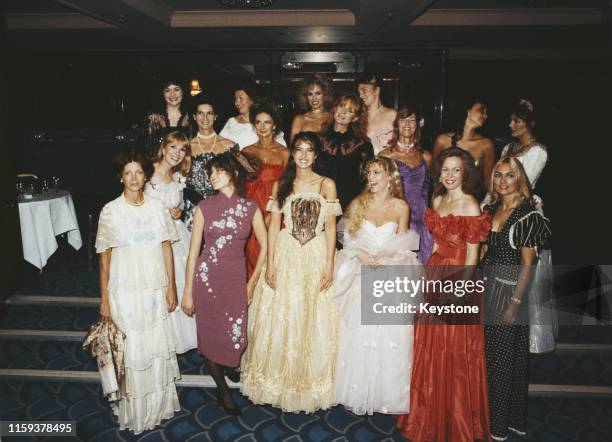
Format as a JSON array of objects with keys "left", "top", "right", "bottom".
[
  {"left": 378, "top": 147, "right": 393, "bottom": 158},
  {"left": 384, "top": 107, "right": 397, "bottom": 119},
  {"left": 431, "top": 194, "right": 443, "bottom": 210},
  {"left": 320, "top": 176, "right": 337, "bottom": 198},
  {"left": 461, "top": 196, "right": 482, "bottom": 216},
  {"left": 293, "top": 113, "right": 305, "bottom": 124},
  {"left": 435, "top": 132, "right": 453, "bottom": 147},
  {"left": 242, "top": 144, "right": 257, "bottom": 155},
  {"left": 217, "top": 136, "right": 235, "bottom": 149},
  {"left": 393, "top": 197, "right": 409, "bottom": 213},
  {"left": 479, "top": 136, "right": 494, "bottom": 151},
  {"left": 422, "top": 150, "right": 433, "bottom": 163}
]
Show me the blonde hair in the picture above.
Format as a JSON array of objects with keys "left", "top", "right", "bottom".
[
  {"left": 154, "top": 131, "right": 192, "bottom": 176},
  {"left": 487, "top": 157, "right": 533, "bottom": 205},
  {"left": 344, "top": 156, "right": 404, "bottom": 235}
]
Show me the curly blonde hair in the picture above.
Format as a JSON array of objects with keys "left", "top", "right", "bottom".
[{"left": 344, "top": 156, "right": 404, "bottom": 235}]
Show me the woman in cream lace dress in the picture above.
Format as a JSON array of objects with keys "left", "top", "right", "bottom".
[
  {"left": 241, "top": 132, "right": 341, "bottom": 413},
  {"left": 96, "top": 149, "right": 180, "bottom": 434}
]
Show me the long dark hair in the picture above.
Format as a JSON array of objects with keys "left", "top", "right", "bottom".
[
  {"left": 431, "top": 147, "right": 482, "bottom": 199},
  {"left": 276, "top": 131, "right": 323, "bottom": 208},
  {"left": 205, "top": 151, "right": 247, "bottom": 197},
  {"left": 510, "top": 98, "right": 537, "bottom": 136},
  {"left": 159, "top": 78, "right": 189, "bottom": 116},
  {"left": 450, "top": 97, "right": 487, "bottom": 147}
]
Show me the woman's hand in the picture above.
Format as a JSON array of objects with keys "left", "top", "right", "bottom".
[
  {"left": 319, "top": 264, "right": 334, "bottom": 291},
  {"left": 181, "top": 290, "right": 195, "bottom": 316},
  {"left": 357, "top": 253, "right": 380, "bottom": 267},
  {"left": 100, "top": 299, "right": 111, "bottom": 321},
  {"left": 169, "top": 207, "right": 182, "bottom": 220},
  {"left": 166, "top": 283, "right": 178, "bottom": 313},
  {"left": 247, "top": 277, "right": 257, "bottom": 304},
  {"left": 265, "top": 266, "right": 277, "bottom": 289},
  {"left": 503, "top": 301, "right": 520, "bottom": 324}
]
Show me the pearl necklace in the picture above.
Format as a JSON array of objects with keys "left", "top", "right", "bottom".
[
  {"left": 196, "top": 132, "right": 218, "bottom": 153},
  {"left": 397, "top": 141, "right": 415, "bottom": 151},
  {"left": 197, "top": 131, "right": 216, "bottom": 140}
]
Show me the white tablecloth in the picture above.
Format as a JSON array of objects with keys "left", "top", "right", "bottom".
[{"left": 18, "top": 190, "right": 83, "bottom": 270}]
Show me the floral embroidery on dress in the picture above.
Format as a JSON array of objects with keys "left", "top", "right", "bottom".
[
  {"left": 201, "top": 198, "right": 254, "bottom": 297},
  {"left": 226, "top": 312, "right": 246, "bottom": 350}
]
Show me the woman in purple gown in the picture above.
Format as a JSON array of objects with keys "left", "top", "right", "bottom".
[
  {"left": 379, "top": 107, "right": 433, "bottom": 264},
  {"left": 182, "top": 152, "right": 267, "bottom": 415}
]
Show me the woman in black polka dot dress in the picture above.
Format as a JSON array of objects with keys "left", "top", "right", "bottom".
[{"left": 481, "top": 157, "right": 551, "bottom": 441}]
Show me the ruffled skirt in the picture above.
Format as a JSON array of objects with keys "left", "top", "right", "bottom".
[
  {"left": 109, "top": 287, "right": 181, "bottom": 434},
  {"left": 241, "top": 231, "right": 339, "bottom": 413}
]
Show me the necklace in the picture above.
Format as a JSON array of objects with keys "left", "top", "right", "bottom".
[
  {"left": 125, "top": 195, "right": 145, "bottom": 206},
  {"left": 514, "top": 138, "right": 535, "bottom": 154},
  {"left": 197, "top": 131, "right": 216, "bottom": 140},
  {"left": 397, "top": 141, "right": 415, "bottom": 151},
  {"left": 196, "top": 133, "right": 217, "bottom": 153}
]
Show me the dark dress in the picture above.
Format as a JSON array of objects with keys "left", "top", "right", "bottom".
[
  {"left": 397, "top": 209, "right": 492, "bottom": 442},
  {"left": 192, "top": 192, "right": 257, "bottom": 367},
  {"left": 142, "top": 112, "right": 192, "bottom": 158},
  {"left": 320, "top": 127, "right": 374, "bottom": 211},
  {"left": 183, "top": 145, "right": 240, "bottom": 231},
  {"left": 396, "top": 159, "right": 434, "bottom": 264},
  {"left": 481, "top": 201, "right": 551, "bottom": 440}
]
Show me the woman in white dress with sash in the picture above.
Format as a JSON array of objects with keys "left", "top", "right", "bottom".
[{"left": 145, "top": 131, "right": 197, "bottom": 354}]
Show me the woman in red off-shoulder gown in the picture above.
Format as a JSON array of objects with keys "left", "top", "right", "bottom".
[{"left": 397, "top": 147, "right": 492, "bottom": 442}]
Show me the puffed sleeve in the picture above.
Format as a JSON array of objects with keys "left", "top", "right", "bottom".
[
  {"left": 465, "top": 212, "right": 492, "bottom": 244},
  {"left": 326, "top": 199, "right": 342, "bottom": 217},
  {"left": 509, "top": 210, "right": 551, "bottom": 250},
  {"left": 95, "top": 203, "right": 115, "bottom": 253},
  {"left": 266, "top": 196, "right": 282, "bottom": 213}
]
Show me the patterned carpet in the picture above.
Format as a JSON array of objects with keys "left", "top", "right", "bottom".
[{"left": 1, "top": 252, "right": 611, "bottom": 441}]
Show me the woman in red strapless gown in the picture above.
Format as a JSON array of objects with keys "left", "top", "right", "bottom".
[
  {"left": 397, "top": 147, "right": 492, "bottom": 442},
  {"left": 242, "top": 100, "right": 289, "bottom": 278}
]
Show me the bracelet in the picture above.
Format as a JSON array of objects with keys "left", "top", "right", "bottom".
[{"left": 510, "top": 296, "right": 522, "bottom": 304}]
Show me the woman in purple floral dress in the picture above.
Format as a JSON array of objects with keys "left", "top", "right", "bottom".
[{"left": 182, "top": 152, "right": 267, "bottom": 415}]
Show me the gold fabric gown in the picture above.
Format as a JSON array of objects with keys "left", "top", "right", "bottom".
[{"left": 241, "top": 192, "right": 342, "bottom": 413}]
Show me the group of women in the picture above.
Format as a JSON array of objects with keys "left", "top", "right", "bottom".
[{"left": 96, "top": 74, "right": 552, "bottom": 442}]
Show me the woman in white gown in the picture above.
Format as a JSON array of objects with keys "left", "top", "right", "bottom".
[
  {"left": 96, "top": 149, "right": 180, "bottom": 434},
  {"left": 145, "top": 131, "right": 197, "bottom": 354},
  {"left": 501, "top": 98, "right": 556, "bottom": 354},
  {"left": 333, "top": 156, "right": 421, "bottom": 415}
]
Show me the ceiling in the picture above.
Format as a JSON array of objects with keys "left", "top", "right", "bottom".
[{"left": 3, "top": 0, "right": 610, "bottom": 59}]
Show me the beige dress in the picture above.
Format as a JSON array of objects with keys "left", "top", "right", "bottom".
[{"left": 241, "top": 192, "right": 341, "bottom": 413}]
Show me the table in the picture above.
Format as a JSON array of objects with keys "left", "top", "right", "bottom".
[{"left": 18, "top": 190, "right": 83, "bottom": 270}]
